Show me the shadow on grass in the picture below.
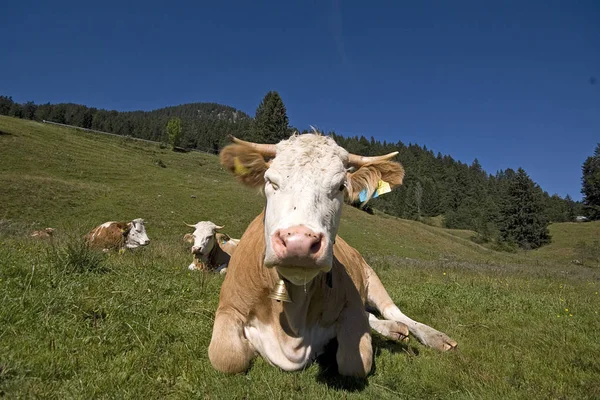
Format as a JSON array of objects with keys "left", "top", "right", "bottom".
[
  {"left": 372, "top": 333, "right": 420, "bottom": 357},
  {"left": 314, "top": 334, "right": 421, "bottom": 392},
  {"left": 315, "top": 339, "right": 368, "bottom": 392}
]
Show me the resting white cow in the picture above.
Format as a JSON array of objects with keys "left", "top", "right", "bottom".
[
  {"left": 85, "top": 218, "right": 150, "bottom": 252},
  {"left": 208, "top": 133, "right": 457, "bottom": 378},
  {"left": 184, "top": 221, "right": 240, "bottom": 274},
  {"left": 31, "top": 227, "right": 54, "bottom": 238}
]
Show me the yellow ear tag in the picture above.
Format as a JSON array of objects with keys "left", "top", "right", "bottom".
[
  {"left": 376, "top": 180, "right": 392, "bottom": 196},
  {"left": 233, "top": 157, "right": 249, "bottom": 176}
]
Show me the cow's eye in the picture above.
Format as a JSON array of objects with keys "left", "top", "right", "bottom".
[
  {"left": 266, "top": 178, "right": 279, "bottom": 191},
  {"left": 339, "top": 182, "right": 346, "bottom": 192}
]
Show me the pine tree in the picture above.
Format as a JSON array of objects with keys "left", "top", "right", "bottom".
[
  {"left": 581, "top": 144, "right": 600, "bottom": 220},
  {"left": 22, "top": 101, "right": 37, "bottom": 120},
  {"left": 0, "top": 96, "right": 14, "bottom": 115},
  {"left": 252, "top": 91, "right": 289, "bottom": 143},
  {"left": 499, "top": 168, "right": 551, "bottom": 249}
]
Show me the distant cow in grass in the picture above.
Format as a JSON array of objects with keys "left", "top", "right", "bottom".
[
  {"left": 184, "top": 221, "right": 240, "bottom": 274},
  {"left": 31, "top": 227, "right": 54, "bottom": 239},
  {"left": 85, "top": 218, "right": 150, "bottom": 252}
]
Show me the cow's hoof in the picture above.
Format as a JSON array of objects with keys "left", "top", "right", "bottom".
[
  {"left": 219, "top": 268, "right": 228, "bottom": 275},
  {"left": 418, "top": 327, "right": 457, "bottom": 351},
  {"left": 369, "top": 318, "right": 409, "bottom": 342},
  {"left": 385, "top": 320, "right": 410, "bottom": 342}
]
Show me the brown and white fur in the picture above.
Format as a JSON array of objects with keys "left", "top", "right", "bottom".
[
  {"left": 208, "top": 133, "right": 457, "bottom": 378},
  {"left": 85, "top": 218, "right": 150, "bottom": 252},
  {"left": 31, "top": 227, "right": 54, "bottom": 238}
]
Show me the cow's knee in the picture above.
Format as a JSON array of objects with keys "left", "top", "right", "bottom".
[{"left": 208, "top": 312, "right": 254, "bottom": 374}]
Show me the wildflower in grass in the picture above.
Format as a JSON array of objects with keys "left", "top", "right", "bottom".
[
  {"left": 565, "top": 308, "right": 568, "bottom": 312},
  {"left": 443, "top": 272, "right": 446, "bottom": 276},
  {"left": 569, "top": 314, "right": 573, "bottom": 317}
]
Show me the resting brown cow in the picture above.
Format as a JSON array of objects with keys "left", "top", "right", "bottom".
[
  {"left": 85, "top": 218, "right": 150, "bottom": 252},
  {"left": 208, "top": 133, "right": 457, "bottom": 378},
  {"left": 31, "top": 227, "right": 54, "bottom": 238}
]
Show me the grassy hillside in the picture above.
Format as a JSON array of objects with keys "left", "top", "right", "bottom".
[{"left": 1, "top": 116, "right": 599, "bottom": 399}]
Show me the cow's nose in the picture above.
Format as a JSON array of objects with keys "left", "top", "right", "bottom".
[
  {"left": 191, "top": 247, "right": 202, "bottom": 255},
  {"left": 274, "top": 225, "right": 323, "bottom": 259},
  {"left": 144, "top": 239, "right": 150, "bottom": 245}
]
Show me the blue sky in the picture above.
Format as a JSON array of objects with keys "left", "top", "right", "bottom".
[{"left": 1, "top": 1, "right": 598, "bottom": 200}]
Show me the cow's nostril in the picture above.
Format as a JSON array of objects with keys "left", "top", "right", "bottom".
[{"left": 310, "top": 241, "right": 321, "bottom": 254}]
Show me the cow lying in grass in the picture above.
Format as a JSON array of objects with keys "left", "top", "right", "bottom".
[
  {"left": 85, "top": 218, "right": 150, "bottom": 253},
  {"left": 31, "top": 227, "right": 54, "bottom": 238},
  {"left": 184, "top": 221, "right": 240, "bottom": 274},
  {"left": 208, "top": 134, "right": 457, "bottom": 378}
]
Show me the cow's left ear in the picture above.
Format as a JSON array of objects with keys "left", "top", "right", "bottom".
[
  {"left": 220, "top": 143, "right": 269, "bottom": 188},
  {"left": 346, "top": 160, "right": 405, "bottom": 203}
]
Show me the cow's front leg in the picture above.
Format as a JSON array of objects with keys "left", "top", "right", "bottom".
[
  {"left": 336, "top": 306, "right": 373, "bottom": 378},
  {"left": 208, "top": 310, "right": 255, "bottom": 373}
]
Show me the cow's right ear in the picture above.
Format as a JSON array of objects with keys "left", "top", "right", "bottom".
[
  {"left": 183, "top": 233, "right": 194, "bottom": 243},
  {"left": 220, "top": 143, "right": 269, "bottom": 188},
  {"left": 121, "top": 222, "right": 133, "bottom": 235}
]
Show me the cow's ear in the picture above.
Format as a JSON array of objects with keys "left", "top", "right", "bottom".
[
  {"left": 346, "top": 160, "right": 405, "bottom": 203},
  {"left": 183, "top": 233, "right": 194, "bottom": 243},
  {"left": 220, "top": 143, "right": 269, "bottom": 188},
  {"left": 120, "top": 222, "right": 133, "bottom": 235},
  {"left": 215, "top": 232, "right": 230, "bottom": 243}
]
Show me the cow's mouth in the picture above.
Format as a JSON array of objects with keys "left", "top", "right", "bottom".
[{"left": 275, "top": 265, "right": 330, "bottom": 286}]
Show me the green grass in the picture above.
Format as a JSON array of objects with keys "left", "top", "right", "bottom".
[{"left": 1, "top": 116, "right": 600, "bottom": 399}]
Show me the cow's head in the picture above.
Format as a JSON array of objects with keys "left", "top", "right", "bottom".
[
  {"left": 185, "top": 221, "right": 224, "bottom": 256},
  {"left": 220, "top": 133, "right": 404, "bottom": 286},
  {"left": 125, "top": 218, "right": 150, "bottom": 248}
]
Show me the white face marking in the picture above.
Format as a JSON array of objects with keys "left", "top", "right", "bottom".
[
  {"left": 262, "top": 134, "right": 349, "bottom": 284},
  {"left": 188, "top": 221, "right": 220, "bottom": 255},
  {"left": 126, "top": 218, "right": 150, "bottom": 248}
]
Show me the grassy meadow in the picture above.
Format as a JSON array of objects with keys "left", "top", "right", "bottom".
[{"left": 1, "top": 116, "right": 599, "bottom": 399}]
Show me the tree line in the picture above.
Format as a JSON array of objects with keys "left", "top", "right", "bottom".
[{"left": 2, "top": 92, "right": 597, "bottom": 250}]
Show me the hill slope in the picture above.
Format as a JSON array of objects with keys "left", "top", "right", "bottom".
[
  {"left": 2, "top": 116, "right": 596, "bottom": 267},
  {"left": 1, "top": 116, "right": 599, "bottom": 399},
  {"left": 0, "top": 116, "right": 497, "bottom": 261}
]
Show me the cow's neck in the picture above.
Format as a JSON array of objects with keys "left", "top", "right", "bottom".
[
  {"left": 279, "top": 276, "right": 323, "bottom": 336},
  {"left": 206, "top": 243, "right": 219, "bottom": 267}
]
